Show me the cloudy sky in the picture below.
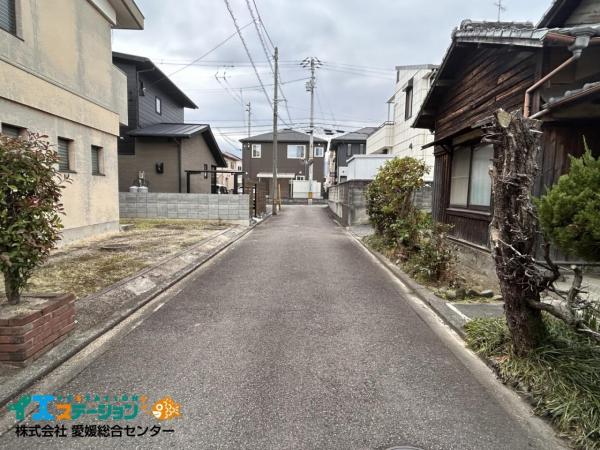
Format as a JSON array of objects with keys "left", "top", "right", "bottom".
[{"left": 113, "top": 0, "right": 551, "bottom": 155}]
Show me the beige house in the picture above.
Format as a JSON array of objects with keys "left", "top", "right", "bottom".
[
  {"left": 217, "top": 152, "right": 243, "bottom": 192},
  {"left": 0, "top": 0, "right": 144, "bottom": 244},
  {"left": 367, "top": 65, "right": 438, "bottom": 182}
]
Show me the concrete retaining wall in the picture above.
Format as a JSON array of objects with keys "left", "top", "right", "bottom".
[
  {"left": 119, "top": 193, "right": 251, "bottom": 225},
  {"left": 328, "top": 180, "right": 432, "bottom": 227},
  {"left": 327, "top": 180, "right": 371, "bottom": 227}
]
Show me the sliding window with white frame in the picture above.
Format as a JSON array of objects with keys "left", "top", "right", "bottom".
[
  {"left": 287, "top": 144, "right": 305, "bottom": 159},
  {"left": 449, "top": 143, "right": 493, "bottom": 210}
]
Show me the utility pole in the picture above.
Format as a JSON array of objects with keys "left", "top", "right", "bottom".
[
  {"left": 494, "top": 0, "right": 506, "bottom": 22},
  {"left": 271, "top": 47, "right": 279, "bottom": 216},
  {"left": 245, "top": 102, "right": 252, "bottom": 138},
  {"left": 301, "top": 57, "right": 321, "bottom": 205}
]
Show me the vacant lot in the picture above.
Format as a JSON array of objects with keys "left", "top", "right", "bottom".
[{"left": 0, "top": 220, "right": 231, "bottom": 300}]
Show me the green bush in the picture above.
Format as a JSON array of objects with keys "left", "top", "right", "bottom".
[
  {"left": 466, "top": 316, "right": 600, "bottom": 449},
  {"left": 405, "top": 218, "right": 455, "bottom": 283},
  {"left": 365, "top": 157, "right": 454, "bottom": 282},
  {"left": 536, "top": 146, "right": 600, "bottom": 262},
  {"left": 366, "top": 157, "right": 427, "bottom": 245},
  {"left": 0, "top": 133, "right": 68, "bottom": 304}
]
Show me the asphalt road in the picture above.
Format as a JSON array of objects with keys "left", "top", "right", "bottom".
[{"left": 0, "top": 206, "right": 556, "bottom": 449}]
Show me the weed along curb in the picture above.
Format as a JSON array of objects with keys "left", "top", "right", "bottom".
[
  {"left": 348, "top": 230, "right": 469, "bottom": 338},
  {"left": 0, "top": 217, "right": 268, "bottom": 411}
]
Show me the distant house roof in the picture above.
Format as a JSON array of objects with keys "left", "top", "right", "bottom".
[
  {"left": 112, "top": 52, "right": 197, "bottom": 109},
  {"left": 128, "top": 123, "right": 226, "bottom": 166},
  {"left": 223, "top": 151, "right": 242, "bottom": 161},
  {"left": 239, "top": 129, "right": 327, "bottom": 144},
  {"left": 395, "top": 64, "right": 439, "bottom": 71},
  {"left": 330, "top": 127, "right": 378, "bottom": 144}
]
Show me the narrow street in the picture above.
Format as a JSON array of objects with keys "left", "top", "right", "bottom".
[{"left": 1, "top": 206, "right": 552, "bottom": 449}]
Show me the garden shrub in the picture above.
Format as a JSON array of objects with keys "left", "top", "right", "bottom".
[
  {"left": 365, "top": 157, "right": 454, "bottom": 282},
  {"left": 536, "top": 145, "right": 600, "bottom": 262},
  {"left": 0, "top": 133, "right": 68, "bottom": 304}
]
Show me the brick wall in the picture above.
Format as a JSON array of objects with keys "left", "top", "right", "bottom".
[
  {"left": 119, "top": 193, "right": 250, "bottom": 224},
  {"left": 0, "top": 294, "right": 76, "bottom": 366}
]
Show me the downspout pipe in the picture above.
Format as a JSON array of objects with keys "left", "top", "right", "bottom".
[{"left": 523, "top": 30, "right": 594, "bottom": 118}]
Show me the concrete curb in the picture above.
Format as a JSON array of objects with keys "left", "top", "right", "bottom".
[
  {"left": 0, "top": 218, "right": 268, "bottom": 410},
  {"left": 344, "top": 229, "right": 569, "bottom": 450},
  {"left": 348, "top": 230, "right": 469, "bottom": 338}
]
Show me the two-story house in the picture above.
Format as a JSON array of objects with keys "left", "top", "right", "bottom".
[
  {"left": 217, "top": 152, "right": 243, "bottom": 193},
  {"left": 0, "top": 0, "right": 144, "bottom": 244},
  {"left": 240, "top": 129, "right": 327, "bottom": 199},
  {"left": 367, "top": 64, "right": 438, "bottom": 182},
  {"left": 328, "top": 127, "right": 378, "bottom": 184},
  {"left": 113, "top": 52, "right": 226, "bottom": 194}
]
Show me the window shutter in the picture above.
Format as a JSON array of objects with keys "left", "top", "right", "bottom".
[
  {"left": 0, "top": 0, "right": 16, "bottom": 35},
  {"left": 58, "top": 139, "right": 70, "bottom": 172},
  {"left": 91, "top": 146, "right": 100, "bottom": 175}
]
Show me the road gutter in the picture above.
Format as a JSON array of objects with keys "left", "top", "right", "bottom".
[{"left": 345, "top": 228, "right": 568, "bottom": 450}]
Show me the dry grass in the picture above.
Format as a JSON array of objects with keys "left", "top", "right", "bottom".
[
  {"left": 0, "top": 219, "right": 228, "bottom": 299},
  {"left": 466, "top": 316, "right": 600, "bottom": 449}
]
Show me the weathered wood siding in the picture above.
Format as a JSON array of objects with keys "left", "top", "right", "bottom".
[
  {"left": 434, "top": 47, "right": 537, "bottom": 141},
  {"left": 535, "top": 122, "right": 600, "bottom": 196},
  {"left": 566, "top": 0, "right": 600, "bottom": 25}
]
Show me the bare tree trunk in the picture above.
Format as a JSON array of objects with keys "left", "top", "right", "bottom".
[
  {"left": 486, "top": 110, "right": 546, "bottom": 356},
  {"left": 4, "top": 272, "right": 20, "bottom": 305}
]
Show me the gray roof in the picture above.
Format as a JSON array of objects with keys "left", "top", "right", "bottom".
[
  {"left": 240, "top": 129, "right": 327, "bottom": 144},
  {"left": 129, "top": 123, "right": 208, "bottom": 137},
  {"left": 546, "top": 81, "right": 600, "bottom": 107},
  {"left": 413, "top": 17, "right": 600, "bottom": 130},
  {"left": 330, "top": 127, "right": 378, "bottom": 143},
  {"left": 113, "top": 52, "right": 198, "bottom": 109},
  {"left": 452, "top": 20, "right": 546, "bottom": 47},
  {"left": 128, "top": 123, "right": 226, "bottom": 167},
  {"left": 223, "top": 151, "right": 242, "bottom": 161},
  {"left": 394, "top": 64, "right": 439, "bottom": 71}
]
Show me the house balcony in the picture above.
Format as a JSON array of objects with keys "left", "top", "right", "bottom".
[{"left": 366, "top": 122, "right": 394, "bottom": 154}]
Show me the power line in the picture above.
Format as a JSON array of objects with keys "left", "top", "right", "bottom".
[
  {"left": 245, "top": 0, "right": 293, "bottom": 125},
  {"left": 252, "top": 0, "right": 275, "bottom": 49},
  {"left": 181, "top": 76, "right": 310, "bottom": 92},
  {"left": 214, "top": 70, "right": 244, "bottom": 106},
  {"left": 147, "top": 20, "right": 255, "bottom": 89},
  {"left": 222, "top": 0, "right": 274, "bottom": 117}
]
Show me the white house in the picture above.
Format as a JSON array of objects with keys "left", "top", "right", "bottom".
[{"left": 367, "top": 64, "right": 438, "bottom": 181}]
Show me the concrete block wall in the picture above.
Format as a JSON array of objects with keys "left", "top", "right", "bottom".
[
  {"left": 119, "top": 193, "right": 251, "bottom": 224},
  {"left": 329, "top": 180, "right": 432, "bottom": 226},
  {"left": 414, "top": 182, "right": 433, "bottom": 212},
  {"left": 327, "top": 180, "right": 371, "bottom": 227}
]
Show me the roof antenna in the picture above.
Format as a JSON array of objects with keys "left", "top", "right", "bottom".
[{"left": 494, "top": 0, "right": 506, "bottom": 22}]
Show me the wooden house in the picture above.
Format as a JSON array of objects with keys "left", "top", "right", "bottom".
[{"left": 414, "top": 0, "right": 600, "bottom": 270}]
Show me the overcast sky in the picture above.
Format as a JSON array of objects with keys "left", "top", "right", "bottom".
[{"left": 113, "top": 0, "right": 551, "bottom": 154}]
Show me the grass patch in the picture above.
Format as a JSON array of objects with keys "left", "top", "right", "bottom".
[
  {"left": 1, "top": 220, "right": 228, "bottom": 300},
  {"left": 125, "top": 219, "right": 225, "bottom": 231},
  {"left": 25, "top": 254, "right": 149, "bottom": 298},
  {"left": 465, "top": 316, "right": 600, "bottom": 449}
]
